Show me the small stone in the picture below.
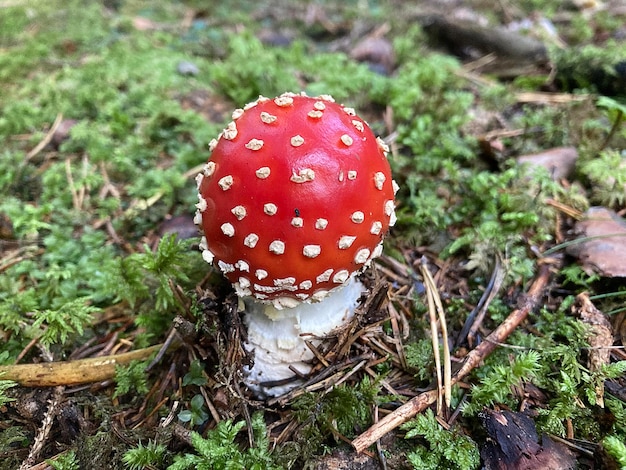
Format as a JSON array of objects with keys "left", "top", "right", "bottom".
[{"left": 177, "top": 61, "right": 199, "bottom": 76}]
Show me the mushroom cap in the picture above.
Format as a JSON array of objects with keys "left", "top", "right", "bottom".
[{"left": 195, "top": 92, "right": 396, "bottom": 307}]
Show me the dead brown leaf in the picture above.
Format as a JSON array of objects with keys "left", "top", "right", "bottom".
[
  {"left": 566, "top": 207, "right": 626, "bottom": 277},
  {"left": 351, "top": 36, "right": 395, "bottom": 75},
  {"left": 573, "top": 293, "right": 614, "bottom": 407},
  {"left": 480, "top": 410, "right": 576, "bottom": 470},
  {"left": 0, "top": 212, "right": 14, "bottom": 240},
  {"left": 517, "top": 146, "right": 578, "bottom": 180},
  {"left": 613, "top": 311, "right": 626, "bottom": 347}
]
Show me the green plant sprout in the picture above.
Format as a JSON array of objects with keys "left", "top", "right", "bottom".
[
  {"left": 182, "top": 360, "right": 209, "bottom": 387},
  {"left": 178, "top": 394, "right": 210, "bottom": 427},
  {"left": 122, "top": 440, "right": 167, "bottom": 470}
]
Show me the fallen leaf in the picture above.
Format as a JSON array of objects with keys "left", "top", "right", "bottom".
[
  {"left": 480, "top": 409, "right": 576, "bottom": 470},
  {"left": 0, "top": 212, "right": 14, "bottom": 240},
  {"left": 573, "top": 293, "right": 614, "bottom": 407},
  {"left": 157, "top": 215, "right": 198, "bottom": 241},
  {"left": 517, "top": 146, "right": 578, "bottom": 180},
  {"left": 351, "top": 36, "right": 395, "bottom": 75},
  {"left": 51, "top": 119, "right": 78, "bottom": 149},
  {"left": 421, "top": 15, "right": 548, "bottom": 73},
  {"left": 566, "top": 207, "right": 626, "bottom": 277},
  {"left": 612, "top": 311, "right": 626, "bottom": 347}
]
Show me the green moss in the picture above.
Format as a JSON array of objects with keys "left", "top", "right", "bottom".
[
  {"left": 580, "top": 149, "right": 626, "bottom": 207},
  {"left": 402, "top": 409, "right": 480, "bottom": 470},
  {"left": 553, "top": 42, "right": 626, "bottom": 96},
  {"left": 169, "top": 412, "right": 282, "bottom": 470},
  {"left": 122, "top": 440, "right": 167, "bottom": 470},
  {"left": 463, "top": 351, "right": 541, "bottom": 415},
  {"left": 113, "top": 360, "right": 151, "bottom": 399},
  {"left": 47, "top": 450, "right": 80, "bottom": 470},
  {"left": 1, "top": 0, "right": 625, "bottom": 467},
  {"left": 0, "top": 377, "right": 17, "bottom": 407},
  {"left": 602, "top": 435, "right": 626, "bottom": 468}
]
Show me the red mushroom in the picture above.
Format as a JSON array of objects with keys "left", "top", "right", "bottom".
[{"left": 195, "top": 92, "right": 397, "bottom": 396}]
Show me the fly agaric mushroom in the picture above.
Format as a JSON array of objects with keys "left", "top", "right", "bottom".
[{"left": 195, "top": 92, "right": 397, "bottom": 397}]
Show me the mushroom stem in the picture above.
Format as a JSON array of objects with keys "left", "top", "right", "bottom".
[{"left": 242, "top": 276, "right": 365, "bottom": 397}]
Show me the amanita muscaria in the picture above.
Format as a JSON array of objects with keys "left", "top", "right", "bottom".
[{"left": 195, "top": 92, "right": 397, "bottom": 397}]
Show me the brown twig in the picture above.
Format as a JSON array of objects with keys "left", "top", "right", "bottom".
[
  {"left": 19, "top": 346, "right": 64, "bottom": 470},
  {"left": 352, "top": 263, "right": 553, "bottom": 453},
  {"left": 24, "top": 113, "right": 64, "bottom": 162},
  {"left": 0, "top": 344, "right": 165, "bottom": 387}
]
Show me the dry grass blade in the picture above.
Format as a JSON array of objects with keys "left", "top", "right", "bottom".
[
  {"left": 515, "top": 91, "right": 590, "bottom": 104},
  {"left": 421, "top": 261, "right": 443, "bottom": 414},
  {"left": 457, "top": 255, "right": 506, "bottom": 348},
  {"left": 267, "top": 354, "right": 372, "bottom": 406},
  {"left": 419, "top": 257, "right": 452, "bottom": 412}
]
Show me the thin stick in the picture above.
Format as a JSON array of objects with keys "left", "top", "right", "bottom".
[
  {"left": 25, "top": 113, "right": 64, "bottom": 162},
  {"left": 19, "top": 386, "right": 64, "bottom": 470},
  {"left": 0, "top": 344, "right": 164, "bottom": 387},
  {"left": 352, "top": 263, "right": 553, "bottom": 453}
]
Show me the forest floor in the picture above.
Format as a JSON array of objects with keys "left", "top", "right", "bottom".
[{"left": 1, "top": 1, "right": 626, "bottom": 469}]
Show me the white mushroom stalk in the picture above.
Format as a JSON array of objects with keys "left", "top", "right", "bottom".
[
  {"left": 242, "top": 275, "right": 364, "bottom": 397},
  {"left": 195, "top": 92, "right": 397, "bottom": 397}
]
